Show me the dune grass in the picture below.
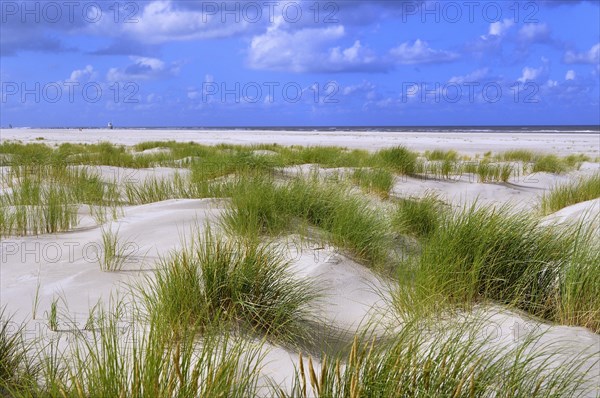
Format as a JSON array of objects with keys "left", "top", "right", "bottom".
[
  {"left": 424, "top": 149, "right": 459, "bottom": 162},
  {"left": 223, "top": 175, "right": 391, "bottom": 267},
  {"left": 532, "top": 154, "right": 570, "bottom": 174},
  {"left": 398, "top": 204, "right": 600, "bottom": 332},
  {"left": 470, "top": 162, "right": 515, "bottom": 183},
  {"left": 375, "top": 146, "right": 418, "bottom": 174},
  {"left": 393, "top": 195, "right": 446, "bottom": 238},
  {"left": 1, "top": 140, "right": 599, "bottom": 395},
  {"left": 284, "top": 317, "right": 597, "bottom": 398},
  {"left": 351, "top": 168, "right": 394, "bottom": 198},
  {"left": 141, "top": 229, "right": 318, "bottom": 345},
  {"left": 96, "top": 227, "right": 136, "bottom": 272},
  {"left": 0, "top": 308, "right": 38, "bottom": 395},
  {"left": 540, "top": 174, "right": 600, "bottom": 215},
  {"left": 497, "top": 149, "right": 538, "bottom": 163},
  {"left": 2, "top": 307, "right": 264, "bottom": 397},
  {"left": 0, "top": 165, "right": 122, "bottom": 236}
]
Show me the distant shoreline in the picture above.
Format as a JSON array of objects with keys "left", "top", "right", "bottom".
[
  {"left": 2, "top": 128, "right": 598, "bottom": 157},
  {"left": 4, "top": 125, "right": 599, "bottom": 134}
]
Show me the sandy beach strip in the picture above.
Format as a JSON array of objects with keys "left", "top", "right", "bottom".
[{"left": 1, "top": 128, "right": 599, "bottom": 156}]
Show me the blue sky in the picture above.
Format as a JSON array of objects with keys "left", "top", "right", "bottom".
[{"left": 1, "top": 0, "right": 599, "bottom": 127}]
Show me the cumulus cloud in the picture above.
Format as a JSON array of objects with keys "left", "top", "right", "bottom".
[
  {"left": 389, "top": 39, "right": 459, "bottom": 65},
  {"left": 247, "top": 20, "right": 386, "bottom": 73},
  {"left": 564, "top": 43, "right": 600, "bottom": 64},
  {"left": 518, "top": 24, "right": 551, "bottom": 44},
  {"left": 488, "top": 19, "right": 514, "bottom": 37},
  {"left": 565, "top": 70, "right": 576, "bottom": 80},
  {"left": 449, "top": 68, "right": 491, "bottom": 84},
  {"left": 518, "top": 66, "right": 545, "bottom": 82},
  {"left": 67, "top": 65, "right": 97, "bottom": 82},
  {"left": 120, "top": 0, "right": 254, "bottom": 44},
  {"left": 107, "top": 56, "right": 181, "bottom": 81}
]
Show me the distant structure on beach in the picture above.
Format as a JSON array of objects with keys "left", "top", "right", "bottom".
[
  {"left": 108, "top": 122, "right": 113, "bottom": 130},
  {"left": 8, "top": 124, "right": 12, "bottom": 129}
]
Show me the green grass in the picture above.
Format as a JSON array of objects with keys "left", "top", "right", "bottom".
[
  {"left": 5, "top": 307, "right": 264, "bottom": 397},
  {"left": 496, "top": 151, "right": 588, "bottom": 175},
  {"left": 141, "top": 229, "right": 318, "bottom": 345},
  {"left": 399, "top": 204, "right": 600, "bottom": 332},
  {"left": 497, "top": 149, "right": 538, "bottom": 163},
  {"left": 284, "top": 317, "right": 597, "bottom": 398},
  {"left": 351, "top": 168, "right": 394, "bottom": 198},
  {"left": 540, "top": 174, "right": 600, "bottom": 215},
  {"left": 532, "top": 154, "right": 569, "bottom": 174},
  {"left": 96, "top": 227, "right": 136, "bottom": 272},
  {"left": 393, "top": 195, "right": 446, "bottom": 238},
  {"left": 223, "top": 176, "right": 392, "bottom": 267},
  {"left": 375, "top": 146, "right": 418, "bottom": 174},
  {"left": 0, "top": 308, "right": 38, "bottom": 394},
  {"left": 474, "top": 162, "right": 515, "bottom": 183},
  {"left": 0, "top": 165, "right": 121, "bottom": 236},
  {"left": 424, "top": 149, "right": 459, "bottom": 162}
]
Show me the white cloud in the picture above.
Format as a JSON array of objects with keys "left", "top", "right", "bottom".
[
  {"left": 488, "top": 19, "right": 514, "bottom": 37},
  {"left": 565, "top": 70, "right": 576, "bottom": 80},
  {"left": 121, "top": 0, "right": 252, "bottom": 44},
  {"left": 107, "top": 56, "right": 179, "bottom": 81},
  {"left": 518, "top": 23, "right": 550, "bottom": 43},
  {"left": 247, "top": 21, "right": 384, "bottom": 73},
  {"left": 343, "top": 81, "right": 376, "bottom": 96},
  {"left": 564, "top": 43, "right": 600, "bottom": 64},
  {"left": 449, "top": 68, "right": 490, "bottom": 84},
  {"left": 67, "top": 65, "right": 96, "bottom": 82},
  {"left": 518, "top": 66, "right": 543, "bottom": 82},
  {"left": 389, "top": 39, "right": 458, "bottom": 65}
]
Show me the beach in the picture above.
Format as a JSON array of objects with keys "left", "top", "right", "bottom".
[
  {"left": 1, "top": 128, "right": 599, "bottom": 156},
  {"left": 1, "top": 131, "right": 599, "bottom": 396}
]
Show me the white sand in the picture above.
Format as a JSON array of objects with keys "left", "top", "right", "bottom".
[
  {"left": 2, "top": 128, "right": 599, "bottom": 156},
  {"left": 1, "top": 130, "right": 599, "bottom": 395}
]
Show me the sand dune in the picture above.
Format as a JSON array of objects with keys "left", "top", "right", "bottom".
[{"left": 1, "top": 134, "right": 599, "bottom": 395}]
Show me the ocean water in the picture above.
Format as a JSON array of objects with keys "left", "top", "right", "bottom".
[{"left": 13, "top": 125, "right": 599, "bottom": 134}]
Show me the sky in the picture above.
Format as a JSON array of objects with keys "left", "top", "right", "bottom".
[{"left": 1, "top": 0, "right": 599, "bottom": 127}]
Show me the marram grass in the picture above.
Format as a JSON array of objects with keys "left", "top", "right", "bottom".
[
  {"left": 141, "top": 228, "right": 319, "bottom": 346},
  {"left": 540, "top": 173, "right": 600, "bottom": 215},
  {"left": 283, "top": 317, "right": 597, "bottom": 398},
  {"left": 398, "top": 204, "right": 600, "bottom": 332}
]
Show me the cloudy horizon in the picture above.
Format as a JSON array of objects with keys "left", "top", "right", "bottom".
[{"left": 1, "top": 0, "right": 599, "bottom": 127}]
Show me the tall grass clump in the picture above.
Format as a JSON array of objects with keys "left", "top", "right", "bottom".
[
  {"left": 532, "top": 154, "right": 569, "bottom": 174},
  {"left": 0, "top": 309, "right": 37, "bottom": 394},
  {"left": 351, "top": 168, "right": 394, "bottom": 198},
  {"left": 393, "top": 195, "right": 446, "bottom": 238},
  {"left": 556, "top": 220, "right": 600, "bottom": 332},
  {"left": 96, "top": 227, "right": 136, "bottom": 271},
  {"left": 142, "top": 229, "right": 318, "bottom": 345},
  {"left": 406, "top": 205, "right": 600, "bottom": 331},
  {"left": 375, "top": 146, "right": 417, "bottom": 175},
  {"left": 475, "top": 162, "right": 515, "bottom": 183},
  {"left": 224, "top": 176, "right": 391, "bottom": 266},
  {"left": 497, "top": 149, "right": 537, "bottom": 163},
  {"left": 284, "top": 179, "right": 391, "bottom": 266},
  {"left": 540, "top": 174, "right": 600, "bottom": 215},
  {"left": 424, "top": 149, "right": 459, "bottom": 161},
  {"left": 283, "top": 317, "right": 596, "bottom": 398},
  {"left": 12, "top": 308, "right": 264, "bottom": 397}
]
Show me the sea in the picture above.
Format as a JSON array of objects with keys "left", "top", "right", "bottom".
[{"left": 9, "top": 125, "right": 600, "bottom": 134}]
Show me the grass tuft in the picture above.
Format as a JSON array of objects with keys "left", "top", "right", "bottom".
[
  {"left": 142, "top": 229, "right": 318, "bottom": 345},
  {"left": 540, "top": 174, "right": 600, "bottom": 215}
]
